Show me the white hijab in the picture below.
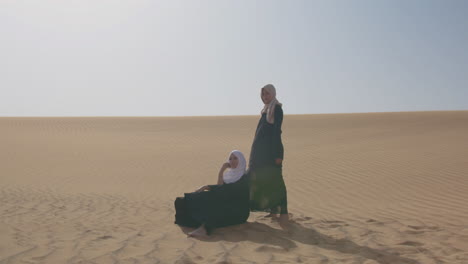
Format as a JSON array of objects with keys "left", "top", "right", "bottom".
[
  {"left": 223, "top": 150, "right": 247, "bottom": 184},
  {"left": 261, "top": 84, "right": 282, "bottom": 124}
]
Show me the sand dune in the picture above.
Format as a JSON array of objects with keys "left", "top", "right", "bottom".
[{"left": 1, "top": 111, "right": 467, "bottom": 263}]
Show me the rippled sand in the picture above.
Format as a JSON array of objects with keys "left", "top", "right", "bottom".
[{"left": 1, "top": 111, "right": 467, "bottom": 263}]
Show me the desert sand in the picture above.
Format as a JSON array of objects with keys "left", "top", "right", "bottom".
[{"left": 1, "top": 111, "right": 467, "bottom": 264}]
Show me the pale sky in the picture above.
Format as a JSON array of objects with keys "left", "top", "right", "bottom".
[{"left": 1, "top": 0, "right": 467, "bottom": 116}]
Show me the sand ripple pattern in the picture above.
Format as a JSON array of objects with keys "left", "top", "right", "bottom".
[{"left": 1, "top": 112, "right": 467, "bottom": 263}]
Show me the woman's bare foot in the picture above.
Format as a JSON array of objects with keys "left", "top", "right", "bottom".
[
  {"left": 279, "top": 213, "right": 289, "bottom": 222},
  {"left": 279, "top": 214, "right": 291, "bottom": 230},
  {"left": 188, "top": 225, "right": 208, "bottom": 238}
]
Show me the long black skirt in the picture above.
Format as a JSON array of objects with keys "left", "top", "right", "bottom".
[
  {"left": 249, "top": 166, "right": 288, "bottom": 213},
  {"left": 174, "top": 175, "right": 250, "bottom": 230}
]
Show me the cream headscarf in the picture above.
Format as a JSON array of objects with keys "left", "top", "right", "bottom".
[
  {"left": 261, "top": 84, "right": 282, "bottom": 124},
  {"left": 223, "top": 150, "right": 247, "bottom": 184}
]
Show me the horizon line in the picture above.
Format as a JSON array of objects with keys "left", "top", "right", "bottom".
[{"left": 1, "top": 109, "right": 467, "bottom": 118}]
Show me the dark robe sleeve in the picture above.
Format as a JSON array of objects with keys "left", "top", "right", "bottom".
[
  {"left": 207, "top": 184, "right": 221, "bottom": 191},
  {"left": 272, "top": 105, "right": 284, "bottom": 160}
]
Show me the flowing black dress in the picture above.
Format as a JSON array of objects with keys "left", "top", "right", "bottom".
[
  {"left": 174, "top": 174, "right": 250, "bottom": 232},
  {"left": 248, "top": 104, "right": 288, "bottom": 214}
]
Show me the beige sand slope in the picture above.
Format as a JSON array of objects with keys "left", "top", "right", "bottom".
[{"left": 1, "top": 111, "right": 467, "bottom": 264}]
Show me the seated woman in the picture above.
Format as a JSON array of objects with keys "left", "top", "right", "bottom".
[{"left": 174, "top": 150, "right": 250, "bottom": 237}]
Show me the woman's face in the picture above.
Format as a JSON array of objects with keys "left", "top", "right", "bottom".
[
  {"left": 229, "top": 153, "right": 239, "bottom": 169},
  {"left": 261, "top": 89, "right": 273, "bottom": 104}
]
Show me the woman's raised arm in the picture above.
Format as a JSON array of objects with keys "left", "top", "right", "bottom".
[{"left": 217, "top": 162, "right": 230, "bottom": 185}]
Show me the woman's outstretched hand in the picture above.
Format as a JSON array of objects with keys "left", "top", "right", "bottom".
[{"left": 195, "top": 185, "right": 210, "bottom": 193}]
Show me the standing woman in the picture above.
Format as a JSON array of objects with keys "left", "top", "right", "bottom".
[{"left": 248, "top": 84, "right": 289, "bottom": 222}]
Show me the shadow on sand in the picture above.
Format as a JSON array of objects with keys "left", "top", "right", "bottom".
[{"left": 180, "top": 221, "right": 420, "bottom": 264}]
